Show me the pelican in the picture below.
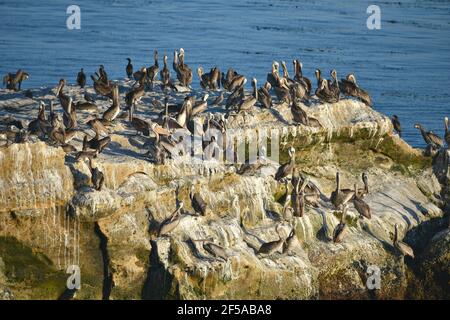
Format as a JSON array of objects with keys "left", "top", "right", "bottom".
[
  {"left": 176, "top": 48, "right": 193, "bottom": 87},
  {"left": 258, "top": 225, "right": 285, "bottom": 255},
  {"left": 352, "top": 184, "right": 371, "bottom": 219},
  {"left": 393, "top": 224, "right": 414, "bottom": 258},
  {"left": 192, "top": 93, "right": 209, "bottom": 117},
  {"left": 275, "top": 147, "right": 295, "bottom": 181},
  {"left": 293, "top": 60, "right": 312, "bottom": 94},
  {"left": 63, "top": 97, "right": 77, "bottom": 131},
  {"left": 329, "top": 70, "right": 340, "bottom": 101},
  {"left": 291, "top": 173, "right": 308, "bottom": 217},
  {"left": 291, "top": 98, "right": 322, "bottom": 128},
  {"left": 160, "top": 54, "right": 171, "bottom": 90},
  {"left": 414, "top": 123, "right": 443, "bottom": 148},
  {"left": 267, "top": 61, "right": 280, "bottom": 89},
  {"left": 338, "top": 73, "right": 372, "bottom": 107},
  {"left": 198, "top": 66, "right": 220, "bottom": 90},
  {"left": 333, "top": 205, "right": 348, "bottom": 243},
  {"left": 90, "top": 74, "right": 113, "bottom": 98},
  {"left": 316, "top": 78, "right": 338, "bottom": 104},
  {"left": 330, "top": 172, "right": 355, "bottom": 209},
  {"left": 55, "top": 79, "right": 71, "bottom": 112},
  {"left": 238, "top": 78, "right": 258, "bottom": 113},
  {"left": 126, "top": 58, "right": 133, "bottom": 79},
  {"left": 102, "top": 85, "right": 121, "bottom": 122},
  {"left": 212, "top": 92, "right": 224, "bottom": 106},
  {"left": 125, "top": 79, "right": 145, "bottom": 112},
  {"left": 258, "top": 82, "right": 272, "bottom": 109},
  {"left": 146, "top": 50, "right": 159, "bottom": 86},
  {"left": 190, "top": 185, "right": 207, "bottom": 216},
  {"left": 77, "top": 68, "right": 86, "bottom": 88},
  {"left": 158, "top": 202, "right": 184, "bottom": 236}
]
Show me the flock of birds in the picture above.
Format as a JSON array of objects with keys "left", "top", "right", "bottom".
[{"left": 1, "top": 48, "right": 449, "bottom": 262}]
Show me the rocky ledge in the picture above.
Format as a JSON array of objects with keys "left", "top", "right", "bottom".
[{"left": 0, "top": 81, "right": 448, "bottom": 299}]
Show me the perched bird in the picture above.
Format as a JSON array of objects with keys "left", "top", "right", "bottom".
[
  {"left": 414, "top": 123, "right": 443, "bottom": 148},
  {"left": 330, "top": 172, "right": 355, "bottom": 209},
  {"left": 393, "top": 224, "right": 414, "bottom": 258},
  {"left": 158, "top": 202, "right": 184, "bottom": 236},
  {"left": 338, "top": 73, "right": 372, "bottom": 107},
  {"left": 126, "top": 58, "right": 133, "bottom": 79},
  {"left": 88, "top": 159, "right": 104, "bottom": 191},
  {"left": 190, "top": 185, "right": 207, "bottom": 216},
  {"left": 333, "top": 205, "right": 348, "bottom": 243},
  {"left": 444, "top": 117, "right": 450, "bottom": 147},
  {"left": 391, "top": 115, "right": 402, "bottom": 138},
  {"left": 275, "top": 147, "right": 295, "bottom": 181},
  {"left": 77, "top": 68, "right": 86, "bottom": 88},
  {"left": 146, "top": 50, "right": 159, "bottom": 87},
  {"left": 352, "top": 184, "right": 371, "bottom": 219},
  {"left": 257, "top": 225, "right": 285, "bottom": 255}
]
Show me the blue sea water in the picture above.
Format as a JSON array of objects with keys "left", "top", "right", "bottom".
[{"left": 1, "top": 0, "right": 449, "bottom": 147}]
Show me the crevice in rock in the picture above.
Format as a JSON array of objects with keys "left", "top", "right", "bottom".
[
  {"left": 141, "top": 240, "right": 178, "bottom": 300},
  {"left": 94, "top": 222, "right": 113, "bottom": 300}
]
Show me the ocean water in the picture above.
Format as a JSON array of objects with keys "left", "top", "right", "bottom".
[{"left": 1, "top": 0, "right": 449, "bottom": 147}]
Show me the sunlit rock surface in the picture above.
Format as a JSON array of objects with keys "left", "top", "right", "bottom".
[{"left": 0, "top": 81, "right": 448, "bottom": 299}]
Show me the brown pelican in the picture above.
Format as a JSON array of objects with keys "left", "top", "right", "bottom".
[
  {"left": 88, "top": 159, "right": 104, "bottom": 191},
  {"left": 3, "top": 69, "right": 29, "bottom": 91},
  {"left": 63, "top": 97, "right": 77, "bottom": 131},
  {"left": 237, "top": 78, "right": 258, "bottom": 113},
  {"left": 414, "top": 123, "right": 443, "bottom": 148},
  {"left": 338, "top": 73, "right": 372, "bottom": 107},
  {"left": 125, "top": 79, "right": 145, "bottom": 112},
  {"left": 291, "top": 173, "right": 307, "bottom": 217},
  {"left": 280, "top": 61, "right": 296, "bottom": 87},
  {"left": 197, "top": 66, "right": 220, "bottom": 90},
  {"left": 102, "top": 85, "right": 121, "bottom": 122},
  {"left": 282, "top": 225, "right": 297, "bottom": 254},
  {"left": 267, "top": 61, "right": 280, "bottom": 89},
  {"left": 274, "top": 78, "right": 291, "bottom": 104},
  {"left": 193, "top": 239, "right": 228, "bottom": 261},
  {"left": 190, "top": 185, "right": 207, "bottom": 216},
  {"left": 158, "top": 202, "right": 184, "bottom": 236},
  {"left": 291, "top": 97, "right": 322, "bottom": 128},
  {"left": 329, "top": 70, "right": 340, "bottom": 101},
  {"left": 316, "top": 79, "right": 338, "bottom": 104},
  {"left": 225, "top": 83, "right": 245, "bottom": 109},
  {"left": 445, "top": 117, "right": 450, "bottom": 147},
  {"left": 333, "top": 205, "right": 348, "bottom": 243},
  {"left": 258, "top": 82, "right": 272, "bottom": 108},
  {"left": 330, "top": 172, "right": 355, "bottom": 209},
  {"left": 275, "top": 147, "right": 295, "bottom": 181},
  {"left": 77, "top": 68, "right": 86, "bottom": 88},
  {"left": 393, "top": 224, "right": 414, "bottom": 258},
  {"left": 126, "top": 58, "right": 133, "bottom": 79},
  {"left": 391, "top": 115, "right": 402, "bottom": 138},
  {"left": 314, "top": 69, "right": 323, "bottom": 89},
  {"left": 75, "top": 135, "right": 99, "bottom": 161},
  {"left": 221, "top": 68, "right": 239, "bottom": 91},
  {"left": 75, "top": 100, "right": 98, "bottom": 113},
  {"left": 91, "top": 73, "right": 113, "bottom": 98},
  {"left": 176, "top": 48, "right": 193, "bottom": 87},
  {"left": 257, "top": 225, "right": 285, "bottom": 255},
  {"left": 192, "top": 94, "right": 209, "bottom": 117},
  {"left": 352, "top": 184, "right": 371, "bottom": 219},
  {"left": 55, "top": 79, "right": 71, "bottom": 112},
  {"left": 28, "top": 101, "right": 49, "bottom": 137},
  {"left": 87, "top": 129, "right": 111, "bottom": 153},
  {"left": 212, "top": 92, "right": 224, "bottom": 106},
  {"left": 133, "top": 67, "right": 147, "bottom": 83},
  {"left": 97, "top": 65, "right": 108, "bottom": 83},
  {"left": 293, "top": 60, "right": 312, "bottom": 94},
  {"left": 176, "top": 96, "right": 193, "bottom": 128},
  {"left": 146, "top": 50, "right": 159, "bottom": 86},
  {"left": 160, "top": 54, "right": 171, "bottom": 90},
  {"left": 227, "top": 73, "right": 246, "bottom": 92}
]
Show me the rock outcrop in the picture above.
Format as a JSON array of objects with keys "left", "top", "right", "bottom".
[{"left": 0, "top": 83, "right": 448, "bottom": 299}]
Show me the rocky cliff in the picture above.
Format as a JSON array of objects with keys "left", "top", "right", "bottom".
[{"left": 0, "top": 83, "right": 448, "bottom": 300}]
